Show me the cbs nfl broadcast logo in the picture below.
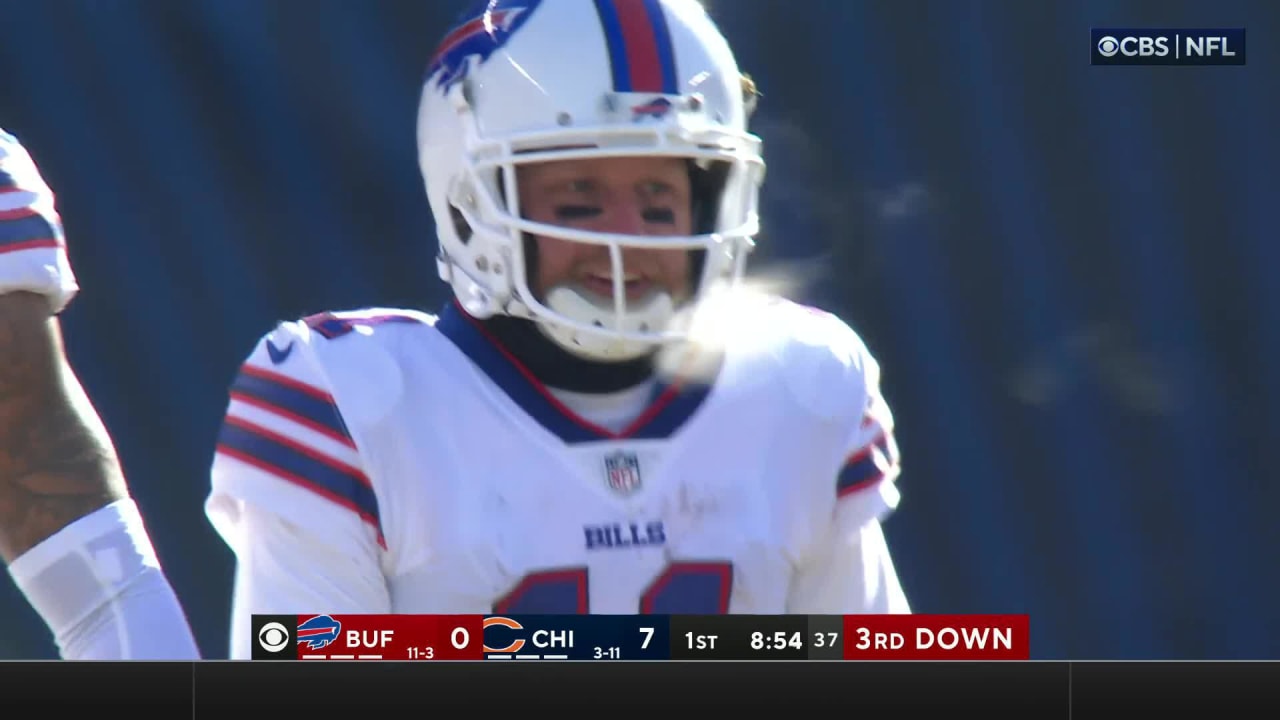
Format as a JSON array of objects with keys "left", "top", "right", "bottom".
[{"left": 1092, "top": 28, "right": 1245, "bottom": 66}]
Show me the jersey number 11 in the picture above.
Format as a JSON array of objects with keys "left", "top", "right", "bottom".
[{"left": 494, "top": 561, "right": 734, "bottom": 614}]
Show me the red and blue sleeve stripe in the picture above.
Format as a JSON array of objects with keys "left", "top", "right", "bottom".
[
  {"left": 837, "top": 431, "right": 898, "bottom": 498},
  {"left": 228, "top": 365, "right": 355, "bottom": 448},
  {"left": 217, "top": 416, "right": 383, "bottom": 544},
  {"left": 593, "top": 0, "right": 679, "bottom": 94},
  {"left": 218, "top": 363, "right": 383, "bottom": 544},
  {"left": 0, "top": 169, "right": 62, "bottom": 254}
]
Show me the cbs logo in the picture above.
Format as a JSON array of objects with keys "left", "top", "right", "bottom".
[
  {"left": 1096, "top": 36, "right": 1121, "bottom": 56},
  {"left": 1096, "top": 35, "right": 1169, "bottom": 57},
  {"left": 257, "top": 622, "right": 291, "bottom": 652}
]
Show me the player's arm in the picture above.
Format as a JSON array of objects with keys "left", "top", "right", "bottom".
[
  {"left": 0, "top": 131, "right": 199, "bottom": 659},
  {"left": 206, "top": 321, "right": 390, "bottom": 659},
  {"left": 789, "top": 517, "right": 909, "bottom": 614},
  {"left": 788, "top": 341, "right": 910, "bottom": 614},
  {"left": 0, "top": 293, "right": 123, "bottom": 560}
]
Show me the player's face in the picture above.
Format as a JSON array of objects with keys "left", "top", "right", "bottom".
[{"left": 517, "top": 156, "right": 694, "bottom": 303}]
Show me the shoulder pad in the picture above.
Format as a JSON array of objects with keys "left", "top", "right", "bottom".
[
  {"left": 248, "top": 307, "right": 435, "bottom": 429},
  {"left": 298, "top": 307, "right": 437, "bottom": 341},
  {"left": 770, "top": 301, "right": 878, "bottom": 422}
]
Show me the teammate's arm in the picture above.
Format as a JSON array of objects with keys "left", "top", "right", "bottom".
[
  {"left": 206, "top": 324, "right": 391, "bottom": 658},
  {"left": 0, "top": 293, "right": 123, "bottom": 560},
  {"left": 0, "top": 131, "right": 199, "bottom": 659}
]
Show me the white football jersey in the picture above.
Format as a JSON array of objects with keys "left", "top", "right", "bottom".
[
  {"left": 0, "top": 131, "right": 78, "bottom": 311},
  {"left": 207, "top": 297, "right": 907, "bottom": 657}
]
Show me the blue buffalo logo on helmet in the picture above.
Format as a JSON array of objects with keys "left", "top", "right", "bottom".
[
  {"left": 426, "top": 0, "right": 543, "bottom": 93},
  {"left": 630, "top": 96, "right": 674, "bottom": 121}
]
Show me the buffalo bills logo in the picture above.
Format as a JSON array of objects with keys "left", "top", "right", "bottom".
[
  {"left": 297, "top": 614, "right": 342, "bottom": 651},
  {"left": 631, "top": 97, "right": 674, "bottom": 121},
  {"left": 426, "top": 0, "right": 543, "bottom": 93}
]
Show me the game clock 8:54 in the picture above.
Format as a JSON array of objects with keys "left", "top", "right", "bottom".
[{"left": 751, "top": 630, "right": 803, "bottom": 651}]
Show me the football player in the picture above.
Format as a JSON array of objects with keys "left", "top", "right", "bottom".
[
  {"left": 0, "top": 130, "right": 200, "bottom": 659},
  {"left": 207, "top": 0, "right": 909, "bottom": 658}
]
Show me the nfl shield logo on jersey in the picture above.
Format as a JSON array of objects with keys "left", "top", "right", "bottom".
[{"left": 603, "top": 451, "right": 642, "bottom": 495}]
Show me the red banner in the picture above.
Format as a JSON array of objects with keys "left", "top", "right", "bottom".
[
  {"left": 293, "top": 614, "right": 485, "bottom": 660},
  {"left": 842, "top": 614, "right": 1030, "bottom": 660}
]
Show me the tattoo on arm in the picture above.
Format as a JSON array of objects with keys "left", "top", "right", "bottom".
[{"left": 0, "top": 292, "right": 126, "bottom": 563}]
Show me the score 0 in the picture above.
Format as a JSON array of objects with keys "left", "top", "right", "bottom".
[
  {"left": 416, "top": 621, "right": 482, "bottom": 660},
  {"left": 450, "top": 626, "right": 472, "bottom": 650}
]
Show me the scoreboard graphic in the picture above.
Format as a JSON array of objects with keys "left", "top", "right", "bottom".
[{"left": 250, "top": 614, "right": 1030, "bottom": 661}]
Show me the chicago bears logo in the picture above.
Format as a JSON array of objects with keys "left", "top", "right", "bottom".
[{"left": 426, "top": 0, "right": 543, "bottom": 93}]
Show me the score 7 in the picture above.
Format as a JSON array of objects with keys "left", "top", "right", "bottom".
[{"left": 640, "top": 626, "right": 654, "bottom": 649}]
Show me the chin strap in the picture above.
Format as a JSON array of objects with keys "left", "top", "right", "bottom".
[{"left": 538, "top": 284, "right": 675, "bottom": 361}]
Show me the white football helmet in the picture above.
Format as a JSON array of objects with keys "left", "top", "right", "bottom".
[{"left": 417, "top": 0, "right": 765, "bottom": 361}]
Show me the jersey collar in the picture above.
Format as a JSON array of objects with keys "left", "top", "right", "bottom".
[{"left": 436, "top": 301, "right": 717, "bottom": 444}]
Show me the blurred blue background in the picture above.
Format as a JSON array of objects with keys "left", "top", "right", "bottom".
[{"left": 1, "top": 0, "right": 1276, "bottom": 659}]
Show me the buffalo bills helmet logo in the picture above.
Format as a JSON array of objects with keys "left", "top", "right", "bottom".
[
  {"left": 426, "top": 0, "right": 543, "bottom": 93},
  {"left": 631, "top": 97, "right": 674, "bottom": 121}
]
